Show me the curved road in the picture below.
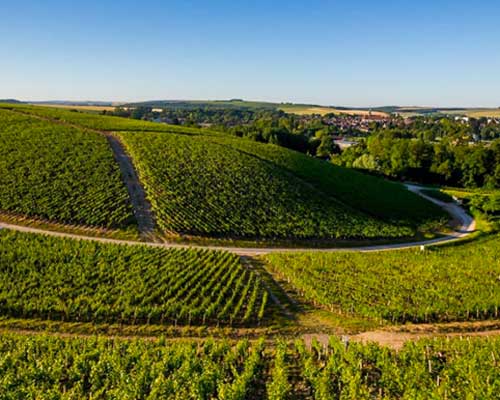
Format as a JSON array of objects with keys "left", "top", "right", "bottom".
[{"left": 0, "top": 185, "right": 475, "bottom": 256}]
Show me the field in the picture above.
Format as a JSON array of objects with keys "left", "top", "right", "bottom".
[
  {"left": 443, "top": 108, "right": 500, "bottom": 118},
  {"left": 208, "top": 136, "right": 447, "bottom": 227},
  {"left": 1, "top": 333, "right": 498, "bottom": 398},
  {"left": 0, "top": 103, "right": 447, "bottom": 242},
  {"left": 0, "top": 102, "right": 497, "bottom": 398},
  {"left": 0, "top": 230, "right": 268, "bottom": 326},
  {"left": 264, "top": 234, "right": 500, "bottom": 324},
  {"left": 29, "top": 103, "right": 116, "bottom": 112},
  {"left": 119, "top": 131, "right": 414, "bottom": 240},
  {"left": 279, "top": 105, "right": 389, "bottom": 117},
  {"left": 393, "top": 107, "right": 500, "bottom": 118},
  {"left": 0, "top": 108, "right": 134, "bottom": 229},
  {"left": 0, "top": 103, "right": 207, "bottom": 134}
]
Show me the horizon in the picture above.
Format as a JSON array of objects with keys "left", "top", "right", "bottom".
[
  {"left": 2, "top": 0, "right": 500, "bottom": 107},
  {"left": 5, "top": 97, "right": 500, "bottom": 110}
]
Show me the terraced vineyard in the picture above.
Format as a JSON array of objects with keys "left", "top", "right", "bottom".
[
  {"left": 1, "top": 333, "right": 498, "bottom": 398},
  {"left": 0, "top": 231, "right": 268, "bottom": 326},
  {"left": 0, "top": 109, "right": 134, "bottom": 229},
  {"left": 119, "top": 131, "right": 414, "bottom": 240},
  {"left": 264, "top": 235, "right": 500, "bottom": 323}
]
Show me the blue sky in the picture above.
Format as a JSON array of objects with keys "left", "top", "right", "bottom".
[{"left": 2, "top": 0, "right": 500, "bottom": 107}]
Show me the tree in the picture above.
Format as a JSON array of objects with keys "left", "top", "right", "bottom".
[{"left": 316, "top": 136, "right": 339, "bottom": 159}]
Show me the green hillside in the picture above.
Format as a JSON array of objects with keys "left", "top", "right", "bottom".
[
  {"left": 0, "top": 103, "right": 447, "bottom": 242},
  {"left": 0, "top": 109, "right": 134, "bottom": 229},
  {"left": 119, "top": 131, "right": 414, "bottom": 240},
  {"left": 0, "top": 103, "right": 208, "bottom": 134},
  {"left": 206, "top": 136, "right": 446, "bottom": 226}
]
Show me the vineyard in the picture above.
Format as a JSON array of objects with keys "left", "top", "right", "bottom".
[
  {"left": 264, "top": 235, "right": 500, "bottom": 323},
  {"left": 0, "top": 103, "right": 448, "bottom": 242},
  {"left": 118, "top": 131, "right": 414, "bottom": 240},
  {"left": 0, "top": 231, "right": 268, "bottom": 326},
  {"left": 0, "top": 102, "right": 208, "bottom": 134},
  {"left": 1, "top": 333, "right": 498, "bottom": 398},
  {"left": 207, "top": 136, "right": 447, "bottom": 228},
  {"left": 0, "top": 109, "right": 134, "bottom": 229}
]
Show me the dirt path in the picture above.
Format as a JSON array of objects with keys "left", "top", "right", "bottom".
[
  {"left": 302, "top": 320, "right": 500, "bottom": 351},
  {"left": 352, "top": 328, "right": 500, "bottom": 350},
  {"left": 0, "top": 183, "right": 476, "bottom": 255},
  {"left": 105, "top": 133, "right": 156, "bottom": 240},
  {"left": 1, "top": 108, "right": 476, "bottom": 254},
  {"left": 406, "top": 183, "right": 476, "bottom": 235}
]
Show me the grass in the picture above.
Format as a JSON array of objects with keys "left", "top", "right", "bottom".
[
  {"left": 444, "top": 108, "right": 500, "bottom": 118},
  {"left": 0, "top": 102, "right": 446, "bottom": 242},
  {"left": 0, "top": 102, "right": 210, "bottom": 134},
  {"left": 29, "top": 103, "right": 116, "bottom": 112},
  {"left": 208, "top": 136, "right": 447, "bottom": 229}
]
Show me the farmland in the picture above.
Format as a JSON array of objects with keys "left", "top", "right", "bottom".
[
  {"left": 264, "top": 234, "right": 500, "bottom": 324},
  {"left": 29, "top": 103, "right": 116, "bottom": 112},
  {"left": 0, "top": 103, "right": 208, "bottom": 134},
  {"left": 0, "top": 230, "right": 268, "bottom": 326},
  {"left": 1, "top": 333, "right": 498, "bottom": 398},
  {"left": 0, "top": 103, "right": 449, "bottom": 243},
  {"left": 0, "top": 101, "right": 497, "bottom": 398},
  {"left": 279, "top": 104, "right": 388, "bottom": 117},
  {"left": 0, "top": 108, "right": 134, "bottom": 229},
  {"left": 119, "top": 131, "right": 414, "bottom": 240},
  {"left": 208, "top": 136, "right": 447, "bottom": 227}
]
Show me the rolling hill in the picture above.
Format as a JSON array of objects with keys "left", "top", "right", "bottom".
[{"left": 0, "top": 103, "right": 446, "bottom": 243}]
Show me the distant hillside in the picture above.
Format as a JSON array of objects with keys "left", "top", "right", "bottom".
[
  {"left": 124, "top": 99, "right": 388, "bottom": 116},
  {"left": 387, "top": 106, "right": 500, "bottom": 118},
  {"left": 125, "top": 99, "right": 280, "bottom": 110},
  {"left": 30, "top": 100, "right": 115, "bottom": 107},
  {"left": 0, "top": 99, "right": 22, "bottom": 104}
]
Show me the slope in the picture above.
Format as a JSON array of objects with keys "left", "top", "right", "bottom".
[{"left": 118, "top": 131, "right": 414, "bottom": 240}]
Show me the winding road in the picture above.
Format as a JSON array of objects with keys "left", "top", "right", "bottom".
[{"left": 0, "top": 184, "right": 475, "bottom": 256}]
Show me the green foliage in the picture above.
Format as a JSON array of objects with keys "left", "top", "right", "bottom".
[
  {"left": 0, "top": 231, "right": 268, "bottom": 326},
  {"left": 266, "top": 340, "right": 292, "bottom": 399},
  {"left": 0, "top": 335, "right": 265, "bottom": 399},
  {"left": 0, "top": 334, "right": 499, "bottom": 398},
  {"left": 208, "top": 136, "right": 446, "bottom": 227},
  {"left": 0, "top": 109, "right": 134, "bottom": 228},
  {"left": 336, "top": 123, "right": 500, "bottom": 189},
  {"left": 264, "top": 235, "right": 500, "bottom": 323},
  {"left": 119, "top": 131, "right": 413, "bottom": 240}
]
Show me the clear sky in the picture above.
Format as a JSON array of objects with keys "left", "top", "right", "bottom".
[{"left": 2, "top": 0, "right": 500, "bottom": 107}]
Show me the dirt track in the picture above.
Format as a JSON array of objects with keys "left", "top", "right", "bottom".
[
  {"left": 104, "top": 133, "right": 156, "bottom": 240},
  {"left": 0, "top": 184, "right": 476, "bottom": 256}
]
